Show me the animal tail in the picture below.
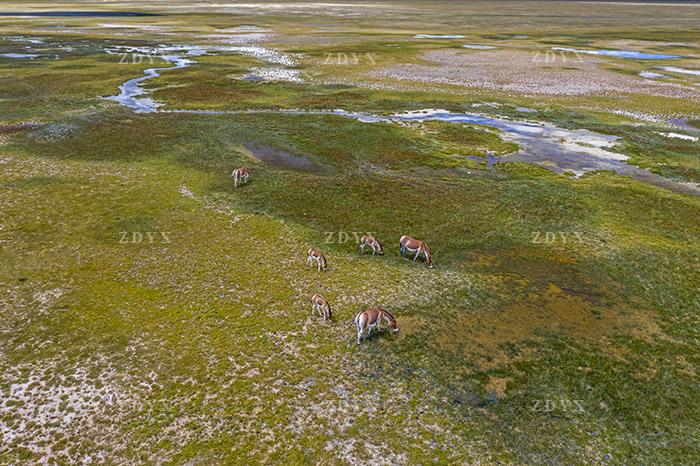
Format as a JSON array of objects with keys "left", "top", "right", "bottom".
[{"left": 353, "top": 311, "right": 363, "bottom": 325}]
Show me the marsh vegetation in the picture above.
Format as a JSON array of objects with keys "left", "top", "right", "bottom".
[{"left": 1, "top": 1, "right": 699, "bottom": 464}]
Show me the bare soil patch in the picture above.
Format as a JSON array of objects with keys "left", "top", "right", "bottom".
[{"left": 374, "top": 49, "right": 700, "bottom": 97}]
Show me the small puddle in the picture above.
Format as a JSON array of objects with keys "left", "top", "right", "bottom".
[
  {"left": 467, "top": 153, "right": 499, "bottom": 169},
  {"left": 639, "top": 71, "right": 666, "bottom": 79},
  {"left": 655, "top": 66, "right": 700, "bottom": 76},
  {"left": 657, "top": 132, "right": 698, "bottom": 142},
  {"left": 414, "top": 34, "right": 465, "bottom": 39},
  {"left": 462, "top": 44, "right": 495, "bottom": 50},
  {"left": 553, "top": 47, "right": 680, "bottom": 60},
  {"left": 243, "top": 143, "right": 316, "bottom": 171},
  {"left": 669, "top": 118, "right": 699, "bottom": 132},
  {"left": 6, "top": 36, "right": 44, "bottom": 44},
  {"left": 0, "top": 53, "right": 39, "bottom": 59}
]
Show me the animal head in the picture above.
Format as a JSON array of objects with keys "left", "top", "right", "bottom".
[
  {"left": 376, "top": 241, "right": 384, "bottom": 255},
  {"left": 389, "top": 318, "right": 399, "bottom": 332},
  {"left": 421, "top": 242, "right": 433, "bottom": 268},
  {"left": 384, "top": 311, "right": 399, "bottom": 332}
]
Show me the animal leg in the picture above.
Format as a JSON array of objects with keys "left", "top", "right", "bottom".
[{"left": 414, "top": 250, "right": 420, "bottom": 261}]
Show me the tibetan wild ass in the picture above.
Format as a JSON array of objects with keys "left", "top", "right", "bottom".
[
  {"left": 399, "top": 235, "right": 433, "bottom": 268},
  {"left": 231, "top": 167, "right": 250, "bottom": 187},
  {"left": 354, "top": 307, "right": 399, "bottom": 343},
  {"left": 311, "top": 294, "right": 332, "bottom": 320},
  {"left": 359, "top": 234, "right": 384, "bottom": 255},
  {"left": 307, "top": 248, "right": 328, "bottom": 272}
]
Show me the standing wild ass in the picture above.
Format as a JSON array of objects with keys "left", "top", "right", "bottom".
[
  {"left": 307, "top": 248, "right": 328, "bottom": 271},
  {"left": 399, "top": 235, "right": 433, "bottom": 268},
  {"left": 354, "top": 307, "right": 399, "bottom": 343},
  {"left": 310, "top": 294, "right": 332, "bottom": 320},
  {"left": 359, "top": 234, "right": 384, "bottom": 255},
  {"left": 231, "top": 167, "right": 250, "bottom": 187}
]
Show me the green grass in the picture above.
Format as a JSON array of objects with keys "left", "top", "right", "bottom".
[{"left": 1, "top": 2, "right": 699, "bottom": 464}]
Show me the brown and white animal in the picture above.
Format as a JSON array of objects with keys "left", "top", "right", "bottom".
[
  {"left": 307, "top": 248, "right": 328, "bottom": 272},
  {"left": 310, "top": 294, "right": 332, "bottom": 320},
  {"left": 359, "top": 234, "right": 383, "bottom": 255},
  {"left": 354, "top": 307, "right": 399, "bottom": 343},
  {"left": 399, "top": 235, "right": 433, "bottom": 268},
  {"left": 231, "top": 167, "right": 250, "bottom": 187}
]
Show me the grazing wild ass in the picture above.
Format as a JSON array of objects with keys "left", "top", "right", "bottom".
[
  {"left": 307, "top": 248, "right": 328, "bottom": 271},
  {"left": 354, "top": 307, "right": 399, "bottom": 343},
  {"left": 310, "top": 294, "right": 332, "bottom": 320},
  {"left": 399, "top": 235, "right": 433, "bottom": 268},
  {"left": 231, "top": 167, "right": 250, "bottom": 187},
  {"left": 359, "top": 234, "right": 384, "bottom": 255}
]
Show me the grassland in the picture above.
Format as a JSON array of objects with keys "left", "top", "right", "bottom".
[{"left": 1, "top": 1, "right": 699, "bottom": 464}]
